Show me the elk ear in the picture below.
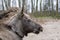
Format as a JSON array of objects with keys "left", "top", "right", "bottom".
[
  {"left": 20, "top": 0, "right": 25, "bottom": 18},
  {"left": 20, "top": 7, "right": 24, "bottom": 17}
]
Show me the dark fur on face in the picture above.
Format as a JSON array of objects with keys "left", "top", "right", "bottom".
[
  {"left": 5, "top": 13, "right": 43, "bottom": 37},
  {"left": 21, "top": 16, "right": 43, "bottom": 36}
]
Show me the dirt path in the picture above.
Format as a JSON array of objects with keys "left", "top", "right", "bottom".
[{"left": 23, "top": 19, "right": 60, "bottom": 40}]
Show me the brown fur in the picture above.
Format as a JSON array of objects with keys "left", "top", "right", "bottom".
[
  {"left": 0, "top": 7, "right": 20, "bottom": 19},
  {"left": 0, "top": 7, "right": 20, "bottom": 24},
  {"left": 0, "top": 24, "right": 21, "bottom": 40}
]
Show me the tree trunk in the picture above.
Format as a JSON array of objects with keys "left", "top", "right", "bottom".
[
  {"left": 2, "top": 0, "right": 4, "bottom": 10},
  {"left": 56, "top": 0, "right": 58, "bottom": 16},
  {"left": 51, "top": 0, "right": 54, "bottom": 16},
  {"left": 4, "top": 0, "right": 11, "bottom": 10},
  {"left": 8, "top": 0, "right": 11, "bottom": 7},
  {"left": 51, "top": 0, "right": 53, "bottom": 11},
  {"left": 48, "top": 0, "right": 50, "bottom": 16},
  {"left": 31, "top": 0, "right": 34, "bottom": 13},
  {"left": 40, "top": 0, "right": 42, "bottom": 15},
  {"left": 36, "top": 0, "right": 38, "bottom": 12},
  {"left": 24, "top": 0, "right": 27, "bottom": 13}
]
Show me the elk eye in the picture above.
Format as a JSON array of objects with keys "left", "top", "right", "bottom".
[{"left": 28, "top": 19, "right": 31, "bottom": 22}]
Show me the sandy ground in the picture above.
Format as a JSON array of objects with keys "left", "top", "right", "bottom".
[{"left": 23, "top": 18, "right": 60, "bottom": 40}]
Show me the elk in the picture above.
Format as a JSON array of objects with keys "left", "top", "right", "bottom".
[
  {"left": 3, "top": 6, "right": 43, "bottom": 40},
  {"left": 0, "top": 0, "right": 43, "bottom": 40}
]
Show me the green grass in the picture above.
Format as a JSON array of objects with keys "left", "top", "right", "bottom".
[{"left": 30, "top": 11, "right": 60, "bottom": 19}]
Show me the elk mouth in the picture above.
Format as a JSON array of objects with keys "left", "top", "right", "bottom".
[
  {"left": 34, "top": 31, "right": 40, "bottom": 34},
  {"left": 33, "top": 29, "right": 43, "bottom": 34},
  {"left": 33, "top": 29, "right": 40, "bottom": 34},
  {"left": 33, "top": 27, "right": 43, "bottom": 34}
]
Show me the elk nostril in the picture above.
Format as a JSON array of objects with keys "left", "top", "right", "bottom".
[
  {"left": 40, "top": 29, "right": 43, "bottom": 32},
  {"left": 40, "top": 27, "right": 43, "bottom": 32}
]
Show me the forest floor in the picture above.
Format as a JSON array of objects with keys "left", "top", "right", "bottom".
[{"left": 23, "top": 17, "right": 60, "bottom": 40}]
